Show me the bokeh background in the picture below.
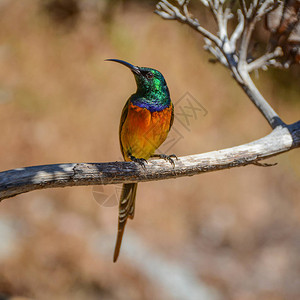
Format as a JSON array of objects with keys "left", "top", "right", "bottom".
[{"left": 0, "top": 1, "right": 299, "bottom": 299}]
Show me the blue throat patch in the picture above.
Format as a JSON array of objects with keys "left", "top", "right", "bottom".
[{"left": 131, "top": 97, "right": 171, "bottom": 112}]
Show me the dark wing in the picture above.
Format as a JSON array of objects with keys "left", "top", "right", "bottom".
[
  {"left": 119, "top": 99, "right": 130, "bottom": 159},
  {"left": 169, "top": 102, "right": 174, "bottom": 131}
]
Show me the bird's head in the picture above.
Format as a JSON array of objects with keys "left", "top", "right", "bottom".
[{"left": 106, "top": 59, "right": 169, "bottom": 98}]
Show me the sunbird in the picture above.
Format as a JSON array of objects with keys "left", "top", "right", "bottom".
[{"left": 106, "top": 59, "right": 175, "bottom": 262}]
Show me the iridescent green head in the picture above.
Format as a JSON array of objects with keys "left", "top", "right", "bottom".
[{"left": 106, "top": 59, "right": 171, "bottom": 112}]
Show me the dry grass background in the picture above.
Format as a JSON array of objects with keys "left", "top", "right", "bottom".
[{"left": 0, "top": 1, "right": 299, "bottom": 299}]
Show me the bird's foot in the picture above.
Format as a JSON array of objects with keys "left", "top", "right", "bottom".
[
  {"left": 151, "top": 153, "right": 178, "bottom": 167},
  {"left": 130, "top": 155, "right": 148, "bottom": 169}
]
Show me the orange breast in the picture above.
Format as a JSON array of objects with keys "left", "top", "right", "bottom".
[{"left": 120, "top": 102, "right": 173, "bottom": 161}]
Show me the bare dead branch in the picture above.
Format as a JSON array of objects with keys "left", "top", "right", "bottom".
[
  {"left": 0, "top": 122, "right": 299, "bottom": 202},
  {"left": 204, "top": 38, "right": 228, "bottom": 66},
  {"left": 238, "top": 1, "right": 278, "bottom": 63},
  {"left": 230, "top": 9, "right": 244, "bottom": 49},
  {"left": 256, "top": 0, "right": 279, "bottom": 20},
  {"left": 252, "top": 161, "right": 278, "bottom": 167},
  {"left": 156, "top": 0, "right": 287, "bottom": 128},
  {"left": 239, "top": 0, "right": 248, "bottom": 17},
  {"left": 247, "top": 47, "right": 283, "bottom": 72},
  {"left": 237, "top": 70, "right": 284, "bottom": 128},
  {"left": 155, "top": 0, "right": 222, "bottom": 48}
]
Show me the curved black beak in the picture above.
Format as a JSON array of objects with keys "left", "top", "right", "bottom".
[{"left": 105, "top": 59, "right": 141, "bottom": 75}]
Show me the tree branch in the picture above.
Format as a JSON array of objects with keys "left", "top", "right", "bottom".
[
  {"left": 229, "top": 9, "right": 244, "bottom": 50},
  {"left": 1, "top": 122, "right": 299, "bottom": 202},
  {"left": 155, "top": 0, "right": 286, "bottom": 129},
  {"left": 155, "top": 0, "right": 222, "bottom": 48},
  {"left": 236, "top": 69, "right": 285, "bottom": 128},
  {"left": 247, "top": 47, "right": 283, "bottom": 72}
]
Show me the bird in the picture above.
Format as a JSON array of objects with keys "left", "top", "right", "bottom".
[{"left": 106, "top": 59, "right": 175, "bottom": 262}]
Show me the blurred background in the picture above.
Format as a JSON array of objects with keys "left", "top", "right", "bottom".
[{"left": 0, "top": 0, "right": 299, "bottom": 299}]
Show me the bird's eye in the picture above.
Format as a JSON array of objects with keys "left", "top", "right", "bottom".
[{"left": 146, "top": 72, "right": 154, "bottom": 79}]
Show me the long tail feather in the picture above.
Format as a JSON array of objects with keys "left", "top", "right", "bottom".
[{"left": 113, "top": 183, "right": 138, "bottom": 262}]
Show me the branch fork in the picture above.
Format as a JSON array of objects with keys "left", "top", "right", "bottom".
[{"left": 155, "top": 0, "right": 292, "bottom": 128}]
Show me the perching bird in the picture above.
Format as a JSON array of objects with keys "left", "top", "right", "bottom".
[{"left": 106, "top": 59, "right": 175, "bottom": 262}]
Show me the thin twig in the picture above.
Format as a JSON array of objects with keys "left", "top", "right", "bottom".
[
  {"left": 155, "top": 0, "right": 222, "bottom": 48},
  {"left": 230, "top": 9, "right": 244, "bottom": 49},
  {"left": 156, "top": 0, "right": 284, "bottom": 128},
  {"left": 247, "top": 47, "right": 283, "bottom": 72},
  {"left": 239, "top": 0, "right": 248, "bottom": 18}
]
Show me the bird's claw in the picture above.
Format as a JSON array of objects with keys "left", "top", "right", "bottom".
[
  {"left": 130, "top": 156, "right": 148, "bottom": 169},
  {"left": 152, "top": 153, "right": 178, "bottom": 167}
]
